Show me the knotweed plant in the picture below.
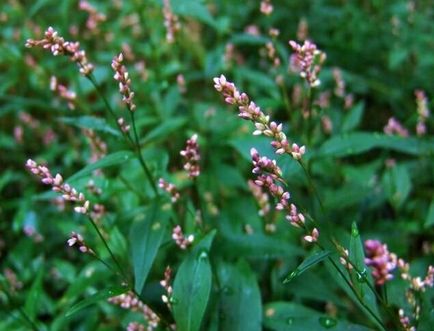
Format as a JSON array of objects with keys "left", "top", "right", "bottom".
[{"left": 2, "top": 2, "right": 433, "bottom": 331}]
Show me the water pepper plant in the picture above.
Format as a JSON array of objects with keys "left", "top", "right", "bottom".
[{"left": 1, "top": 1, "right": 433, "bottom": 331}]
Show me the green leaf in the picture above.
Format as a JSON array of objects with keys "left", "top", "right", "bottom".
[
  {"left": 217, "top": 260, "right": 262, "bottom": 331},
  {"left": 172, "top": 230, "right": 216, "bottom": 331},
  {"left": 264, "top": 302, "right": 372, "bottom": 331},
  {"left": 28, "top": 0, "right": 52, "bottom": 17},
  {"left": 65, "top": 286, "right": 128, "bottom": 317},
  {"left": 67, "top": 151, "right": 134, "bottom": 182},
  {"left": 230, "top": 33, "right": 270, "bottom": 45},
  {"left": 229, "top": 136, "right": 274, "bottom": 161},
  {"left": 382, "top": 164, "right": 412, "bottom": 209},
  {"left": 317, "top": 132, "right": 434, "bottom": 158},
  {"left": 342, "top": 102, "right": 364, "bottom": 132},
  {"left": 24, "top": 266, "right": 44, "bottom": 320},
  {"left": 131, "top": 202, "right": 168, "bottom": 293},
  {"left": 283, "top": 250, "right": 332, "bottom": 284},
  {"left": 211, "top": 163, "right": 246, "bottom": 189},
  {"left": 237, "top": 68, "right": 278, "bottom": 93},
  {"left": 388, "top": 48, "right": 408, "bottom": 69},
  {"left": 425, "top": 200, "right": 434, "bottom": 228},
  {"left": 220, "top": 232, "right": 303, "bottom": 258},
  {"left": 142, "top": 117, "right": 187, "bottom": 144},
  {"left": 324, "top": 260, "right": 385, "bottom": 331},
  {"left": 349, "top": 222, "right": 379, "bottom": 316},
  {"left": 58, "top": 116, "right": 120, "bottom": 137},
  {"left": 170, "top": 0, "right": 217, "bottom": 28}
]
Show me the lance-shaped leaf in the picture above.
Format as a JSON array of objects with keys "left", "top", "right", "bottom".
[
  {"left": 283, "top": 250, "right": 332, "bottom": 284},
  {"left": 172, "top": 230, "right": 216, "bottom": 331},
  {"left": 67, "top": 151, "right": 134, "bottom": 183},
  {"left": 65, "top": 286, "right": 128, "bottom": 317},
  {"left": 131, "top": 202, "right": 168, "bottom": 293},
  {"left": 348, "top": 222, "right": 380, "bottom": 316},
  {"left": 217, "top": 259, "right": 262, "bottom": 331}
]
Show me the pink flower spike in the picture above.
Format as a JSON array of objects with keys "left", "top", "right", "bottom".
[{"left": 180, "top": 134, "right": 200, "bottom": 178}]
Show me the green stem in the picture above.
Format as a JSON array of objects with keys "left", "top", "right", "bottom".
[
  {"left": 90, "top": 251, "right": 118, "bottom": 275},
  {"left": 298, "top": 159, "right": 324, "bottom": 212},
  {"left": 382, "top": 284, "right": 388, "bottom": 306},
  {"left": 280, "top": 83, "right": 292, "bottom": 123},
  {"left": 343, "top": 256, "right": 400, "bottom": 327},
  {"left": 129, "top": 112, "right": 159, "bottom": 196},
  {"left": 327, "top": 241, "right": 402, "bottom": 330},
  {"left": 119, "top": 175, "right": 148, "bottom": 201},
  {"left": 87, "top": 215, "right": 129, "bottom": 283},
  {"left": 328, "top": 257, "right": 387, "bottom": 331},
  {"left": 305, "top": 87, "right": 315, "bottom": 146},
  {"left": 85, "top": 73, "right": 158, "bottom": 196}
]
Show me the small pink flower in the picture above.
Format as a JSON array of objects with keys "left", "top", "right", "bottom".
[{"left": 303, "top": 228, "right": 319, "bottom": 243}]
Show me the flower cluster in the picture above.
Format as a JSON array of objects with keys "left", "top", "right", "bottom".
[
  {"left": 265, "top": 41, "right": 281, "bottom": 67},
  {"left": 248, "top": 180, "right": 270, "bottom": 217},
  {"left": 289, "top": 40, "right": 326, "bottom": 88},
  {"left": 396, "top": 259, "right": 433, "bottom": 331},
  {"left": 50, "top": 76, "right": 76, "bottom": 110},
  {"left": 415, "top": 90, "right": 430, "bottom": 136},
  {"left": 67, "top": 232, "right": 93, "bottom": 254},
  {"left": 108, "top": 291, "right": 160, "bottom": 331},
  {"left": 23, "top": 224, "right": 44, "bottom": 243},
  {"left": 79, "top": 1, "right": 106, "bottom": 32},
  {"left": 213, "top": 75, "right": 305, "bottom": 160},
  {"left": 25, "top": 27, "right": 94, "bottom": 75},
  {"left": 250, "top": 148, "right": 318, "bottom": 242},
  {"left": 303, "top": 228, "right": 319, "bottom": 243},
  {"left": 158, "top": 178, "right": 180, "bottom": 203},
  {"left": 260, "top": 0, "right": 273, "bottom": 15},
  {"left": 172, "top": 225, "right": 194, "bottom": 249},
  {"left": 117, "top": 117, "right": 131, "bottom": 133},
  {"left": 364, "top": 239, "right": 397, "bottom": 285},
  {"left": 3, "top": 268, "right": 23, "bottom": 293},
  {"left": 180, "top": 134, "right": 200, "bottom": 178},
  {"left": 383, "top": 117, "right": 409, "bottom": 137},
  {"left": 127, "top": 322, "right": 146, "bottom": 331},
  {"left": 163, "top": 0, "right": 180, "bottom": 44},
  {"left": 339, "top": 248, "right": 353, "bottom": 271},
  {"left": 332, "top": 68, "right": 345, "bottom": 97},
  {"left": 177, "top": 74, "right": 186, "bottom": 94},
  {"left": 398, "top": 309, "right": 415, "bottom": 331},
  {"left": 397, "top": 259, "right": 434, "bottom": 292},
  {"left": 26, "top": 159, "right": 90, "bottom": 214},
  {"left": 112, "top": 53, "right": 136, "bottom": 112},
  {"left": 83, "top": 129, "right": 107, "bottom": 165},
  {"left": 296, "top": 18, "right": 309, "bottom": 41},
  {"left": 160, "top": 266, "right": 173, "bottom": 308}
]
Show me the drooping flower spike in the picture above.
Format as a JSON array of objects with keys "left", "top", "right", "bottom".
[
  {"left": 26, "top": 159, "right": 90, "bottom": 215},
  {"left": 250, "top": 148, "right": 317, "bottom": 243},
  {"left": 214, "top": 75, "right": 305, "bottom": 160},
  {"left": 26, "top": 26, "right": 94, "bottom": 76}
]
